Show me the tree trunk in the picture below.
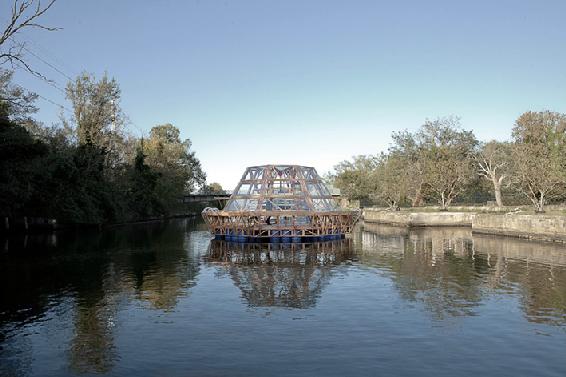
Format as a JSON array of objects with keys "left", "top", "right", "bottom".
[
  {"left": 537, "top": 193, "right": 545, "bottom": 213},
  {"left": 412, "top": 186, "right": 423, "bottom": 207},
  {"left": 493, "top": 179, "right": 503, "bottom": 207},
  {"left": 388, "top": 200, "right": 397, "bottom": 211},
  {"left": 440, "top": 192, "right": 448, "bottom": 211},
  {"left": 531, "top": 191, "right": 545, "bottom": 213}
]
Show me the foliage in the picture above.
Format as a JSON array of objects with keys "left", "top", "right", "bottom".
[
  {"left": 65, "top": 72, "right": 129, "bottom": 170},
  {"left": 333, "top": 155, "right": 379, "bottom": 203},
  {"left": 1, "top": 72, "right": 207, "bottom": 224},
  {"left": 389, "top": 130, "right": 425, "bottom": 206},
  {"left": 200, "top": 182, "right": 225, "bottom": 194},
  {"left": 334, "top": 117, "right": 479, "bottom": 210},
  {"left": 416, "top": 117, "right": 478, "bottom": 210},
  {"left": 372, "top": 153, "right": 408, "bottom": 209},
  {"left": 127, "top": 148, "right": 163, "bottom": 219},
  {"left": 511, "top": 111, "right": 566, "bottom": 212},
  {"left": 143, "top": 124, "right": 206, "bottom": 211},
  {"left": 0, "top": 68, "right": 38, "bottom": 123}
]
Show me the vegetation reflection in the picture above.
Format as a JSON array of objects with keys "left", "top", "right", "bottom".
[
  {"left": 0, "top": 219, "right": 200, "bottom": 374},
  {"left": 359, "top": 224, "right": 566, "bottom": 324}
]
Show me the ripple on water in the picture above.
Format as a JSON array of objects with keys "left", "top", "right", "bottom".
[{"left": 1, "top": 221, "right": 566, "bottom": 377}]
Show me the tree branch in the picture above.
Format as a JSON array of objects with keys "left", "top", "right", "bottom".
[{"left": 1, "top": 0, "right": 59, "bottom": 78}]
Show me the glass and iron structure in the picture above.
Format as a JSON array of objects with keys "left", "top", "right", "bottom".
[{"left": 202, "top": 165, "right": 359, "bottom": 242}]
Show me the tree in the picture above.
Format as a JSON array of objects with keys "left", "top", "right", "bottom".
[
  {"left": 333, "top": 155, "right": 379, "bottom": 203},
  {"left": 0, "top": 68, "right": 38, "bottom": 123},
  {"left": 372, "top": 153, "right": 408, "bottom": 210},
  {"left": 389, "top": 130, "right": 426, "bottom": 206},
  {"left": 477, "top": 140, "right": 512, "bottom": 207},
  {"left": 128, "top": 147, "right": 162, "bottom": 218},
  {"left": 65, "top": 72, "right": 128, "bottom": 169},
  {"left": 0, "top": 118, "right": 47, "bottom": 218},
  {"left": 144, "top": 124, "right": 206, "bottom": 211},
  {"left": 1, "top": 0, "right": 58, "bottom": 78},
  {"left": 417, "top": 117, "right": 478, "bottom": 210},
  {"left": 200, "top": 182, "right": 224, "bottom": 194},
  {"left": 511, "top": 111, "right": 566, "bottom": 212}
]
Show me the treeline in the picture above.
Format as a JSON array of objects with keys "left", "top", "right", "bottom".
[
  {"left": 333, "top": 113, "right": 566, "bottom": 212},
  {"left": 1, "top": 69, "right": 206, "bottom": 226}
]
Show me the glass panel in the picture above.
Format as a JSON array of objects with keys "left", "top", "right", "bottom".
[{"left": 237, "top": 183, "right": 251, "bottom": 195}]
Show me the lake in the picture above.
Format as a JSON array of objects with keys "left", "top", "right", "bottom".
[{"left": 1, "top": 219, "right": 565, "bottom": 377}]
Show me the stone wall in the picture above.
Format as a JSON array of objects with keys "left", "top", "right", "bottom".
[
  {"left": 363, "top": 209, "right": 566, "bottom": 243},
  {"left": 472, "top": 214, "right": 566, "bottom": 243},
  {"left": 363, "top": 209, "right": 474, "bottom": 227}
]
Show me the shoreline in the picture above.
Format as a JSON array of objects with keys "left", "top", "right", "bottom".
[
  {"left": 1, "top": 213, "right": 199, "bottom": 234},
  {"left": 363, "top": 208, "right": 566, "bottom": 244}
]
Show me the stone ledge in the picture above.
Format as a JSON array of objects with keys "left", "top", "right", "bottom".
[{"left": 363, "top": 209, "right": 566, "bottom": 243}]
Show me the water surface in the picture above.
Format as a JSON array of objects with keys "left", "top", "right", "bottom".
[{"left": 1, "top": 220, "right": 565, "bottom": 376}]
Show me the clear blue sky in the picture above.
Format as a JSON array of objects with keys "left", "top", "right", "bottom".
[{"left": 7, "top": 0, "right": 566, "bottom": 189}]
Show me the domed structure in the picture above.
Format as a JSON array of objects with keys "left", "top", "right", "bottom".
[{"left": 202, "top": 164, "right": 358, "bottom": 242}]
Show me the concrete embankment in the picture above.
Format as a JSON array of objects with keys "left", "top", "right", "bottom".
[
  {"left": 472, "top": 214, "right": 566, "bottom": 243},
  {"left": 363, "top": 208, "right": 566, "bottom": 243},
  {"left": 363, "top": 209, "right": 474, "bottom": 227}
]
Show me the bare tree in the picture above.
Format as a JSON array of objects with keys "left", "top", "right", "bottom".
[
  {"left": 0, "top": 0, "right": 58, "bottom": 77},
  {"left": 477, "top": 140, "right": 512, "bottom": 207}
]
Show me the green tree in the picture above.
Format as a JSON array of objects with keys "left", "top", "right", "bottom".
[
  {"left": 0, "top": 119, "right": 47, "bottom": 218},
  {"left": 65, "top": 72, "right": 128, "bottom": 170},
  {"left": 128, "top": 147, "right": 162, "bottom": 218},
  {"left": 200, "top": 182, "right": 224, "bottom": 194},
  {"left": 144, "top": 124, "right": 206, "bottom": 212},
  {"left": 389, "top": 130, "right": 425, "bottom": 206},
  {"left": 333, "top": 155, "right": 379, "bottom": 204},
  {"left": 417, "top": 117, "right": 478, "bottom": 210},
  {"left": 373, "top": 153, "right": 409, "bottom": 210},
  {"left": 511, "top": 111, "right": 566, "bottom": 212},
  {"left": 0, "top": 69, "right": 38, "bottom": 123}
]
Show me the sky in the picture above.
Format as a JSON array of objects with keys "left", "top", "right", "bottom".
[{"left": 5, "top": 0, "right": 566, "bottom": 189}]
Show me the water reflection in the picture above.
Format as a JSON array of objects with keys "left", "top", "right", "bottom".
[
  {"left": 360, "top": 223, "right": 566, "bottom": 324},
  {"left": 1, "top": 220, "right": 566, "bottom": 377},
  {"left": 206, "top": 240, "right": 354, "bottom": 308},
  {"left": 0, "top": 219, "right": 201, "bottom": 375}
]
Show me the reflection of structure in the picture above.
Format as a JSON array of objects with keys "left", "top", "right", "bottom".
[
  {"left": 206, "top": 239, "right": 354, "bottom": 308},
  {"left": 202, "top": 165, "right": 358, "bottom": 241}
]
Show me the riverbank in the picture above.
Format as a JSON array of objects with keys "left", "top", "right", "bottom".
[
  {"left": 1, "top": 213, "right": 198, "bottom": 234},
  {"left": 363, "top": 208, "right": 566, "bottom": 244}
]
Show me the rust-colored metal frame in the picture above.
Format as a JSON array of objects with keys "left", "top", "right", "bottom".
[
  {"left": 202, "top": 165, "right": 358, "bottom": 241},
  {"left": 202, "top": 209, "right": 356, "bottom": 239}
]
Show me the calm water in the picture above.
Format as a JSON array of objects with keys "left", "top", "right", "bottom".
[{"left": 1, "top": 219, "right": 566, "bottom": 377}]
